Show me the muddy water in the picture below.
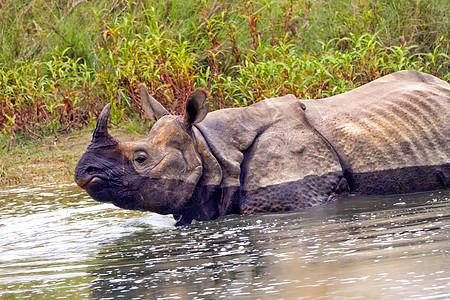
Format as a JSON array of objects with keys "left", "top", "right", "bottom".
[{"left": 0, "top": 184, "right": 449, "bottom": 299}]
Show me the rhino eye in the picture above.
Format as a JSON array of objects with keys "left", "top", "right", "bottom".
[{"left": 135, "top": 153, "right": 147, "bottom": 164}]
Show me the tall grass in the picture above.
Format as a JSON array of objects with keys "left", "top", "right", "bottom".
[{"left": 0, "top": 0, "right": 449, "bottom": 144}]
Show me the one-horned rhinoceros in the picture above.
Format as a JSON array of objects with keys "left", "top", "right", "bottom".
[{"left": 75, "top": 70, "right": 450, "bottom": 225}]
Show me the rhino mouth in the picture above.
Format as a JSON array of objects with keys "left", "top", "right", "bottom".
[
  {"left": 83, "top": 176, "right": 101, "bottom": 187},
  {"left": 77, "top": 175, "right": 108, "bottom": 189}
]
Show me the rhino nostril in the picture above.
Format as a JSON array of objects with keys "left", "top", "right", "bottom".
[{"left": 86, "top": 166, "right": 99, "bottom": 175}]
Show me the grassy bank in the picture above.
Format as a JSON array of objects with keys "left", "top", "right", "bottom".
[
  {"left": 0, "top": 129, "right": 94, "bottom": 185},
  {"left": 0, "top": 127, "right": 146, "bottom": 185},
  {"left": 1, "top": 0, "right": 449, "bottom": 146}
]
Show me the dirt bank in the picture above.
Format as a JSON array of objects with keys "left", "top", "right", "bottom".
[{"left": 0, "top": 129, "right": 145, "bottom": 186}]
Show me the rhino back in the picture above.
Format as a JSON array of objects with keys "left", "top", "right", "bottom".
[{"left": 303, "top": 70, "right": 450, "bottom": 194}]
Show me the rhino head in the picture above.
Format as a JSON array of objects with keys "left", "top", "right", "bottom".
[{"left": 74, "top": 86, "right": 211, "bottom": 223}]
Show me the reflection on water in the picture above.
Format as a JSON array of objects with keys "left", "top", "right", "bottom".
[{"left": 0, "top": 184, "right": 449, "bottom": 299}]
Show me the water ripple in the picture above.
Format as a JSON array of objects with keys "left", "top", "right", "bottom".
[{"left": 0, "top": 185, "right": 449, "bottom": 299}]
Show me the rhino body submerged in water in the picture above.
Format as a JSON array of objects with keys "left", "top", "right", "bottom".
[{"left": 75, "top": 70, "right": 450, "bottom": 225}]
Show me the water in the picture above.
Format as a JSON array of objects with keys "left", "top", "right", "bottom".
[{"left": 0, "top": 184, "right": 449, "bottom": 299}]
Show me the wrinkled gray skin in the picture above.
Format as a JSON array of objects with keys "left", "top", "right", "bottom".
[{"left": 75, "top": 70, "right": 450, "bottom": 225}]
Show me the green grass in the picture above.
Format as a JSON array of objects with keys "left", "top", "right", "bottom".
[{"left": 0, "top": 0, "right": 449, "bottom": 144}]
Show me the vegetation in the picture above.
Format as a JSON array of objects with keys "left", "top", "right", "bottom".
[{"left": 0, "top": 0, "right": 449, "bottom": 148}]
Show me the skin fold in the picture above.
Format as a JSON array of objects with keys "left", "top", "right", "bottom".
[{"left": 75, "top": 70, "right": 450, "bottom": 225}]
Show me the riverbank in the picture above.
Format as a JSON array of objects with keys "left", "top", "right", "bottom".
[
  {"left": 1, "top": 0, "right": 449, "bottom": 185},
  {"left": 1, "top": 0, "right": 449, "bottom": 139},
  {"left": 0, "top": 128, "right": 145, "bottom": 186}
]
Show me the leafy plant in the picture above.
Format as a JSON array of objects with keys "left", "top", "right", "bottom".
[{"left": 0, "top": 0, "right": 448, "bottom": 143}]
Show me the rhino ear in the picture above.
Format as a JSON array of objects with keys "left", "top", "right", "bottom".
[
  {"left": 184, "top": 89, "right": 209, "bottom": 128},
  {"left": 139, "top": 84, "right": 170, "bottom": 121}
]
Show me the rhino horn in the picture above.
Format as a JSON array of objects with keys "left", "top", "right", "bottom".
[
  {"left": 139, "top": 84, "right": 170, "bottom": 121},
  {"left": 88, "top": 103, "right": 118, "bottom": 149}
]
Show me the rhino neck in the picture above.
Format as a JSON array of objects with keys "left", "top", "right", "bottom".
[
  {"left": 192, "top": 127, "right": 223, "bottom": 188},
  {"left": 194, "top": 127, "right": 224, "bottom": 217},
  {"left": 173, "top": 124, "right": 247, "bottom": 225}
]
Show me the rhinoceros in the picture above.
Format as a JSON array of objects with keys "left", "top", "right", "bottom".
[{"left": 75, "top": 70, "right": 450, "bottom": 225}]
